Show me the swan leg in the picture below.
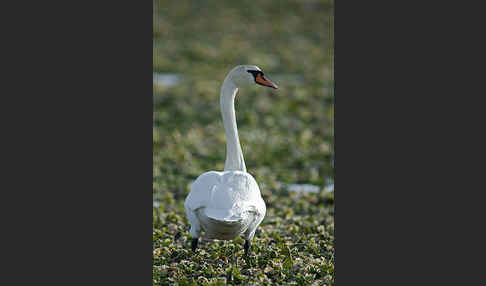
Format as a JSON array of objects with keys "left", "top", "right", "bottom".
[
  {"left": 185, "top": 207, "right": 201, "bottom": 252},
  {"left": 243, "top": 212, "right": 264, "bottom": 241},
  {"left": 244, "top": 239, "right": 251, "bottom": 256},
  {"left": 191, "top": 238, "right": 198, "bottom": 252},
  {"left": 243, "top": 212, "right": 264, "bottom": 258}
]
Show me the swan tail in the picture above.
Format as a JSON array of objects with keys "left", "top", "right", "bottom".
[{"left": 203, "top": 208, "right": 242, "bottom": 223}]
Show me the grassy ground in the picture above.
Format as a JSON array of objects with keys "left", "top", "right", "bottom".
[{"left": 153, "top": 0, "right": 334, "bottom": 285}]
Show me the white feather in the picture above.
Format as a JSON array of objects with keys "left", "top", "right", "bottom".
[{"left": 185, "top": 171, "right": 265, "bottom": 240}]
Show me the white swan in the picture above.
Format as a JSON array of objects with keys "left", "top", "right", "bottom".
[{"left": 184, "top": 65, "right": 278, "bottom": 256}]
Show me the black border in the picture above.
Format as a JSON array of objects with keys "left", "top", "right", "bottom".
[
  {"left": 336, "top": 1, "right": 485, "bottom": 285},
  {"left": 2, "top": 1, "right": 153, "bottom": 285}
]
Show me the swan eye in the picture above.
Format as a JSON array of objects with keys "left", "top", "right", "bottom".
[{"left": 247, "top": 70, "right": 263, "bottom": 81}]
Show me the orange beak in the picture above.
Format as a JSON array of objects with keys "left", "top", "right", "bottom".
[{"left": 255, "top": 73, "right": 278, "bottom": 89}]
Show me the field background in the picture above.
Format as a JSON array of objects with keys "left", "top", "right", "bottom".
[{"left": 153, "top": 0, "right": 334, "bottom": 285}]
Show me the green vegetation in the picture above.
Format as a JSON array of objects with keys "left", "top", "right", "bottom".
[{"left": 153, "top": 0, "right": 334, "bottom": 284}]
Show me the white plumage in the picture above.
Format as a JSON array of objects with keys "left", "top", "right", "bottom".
[
  {"left": 185, "top": 171, "right": 265, "bottom": 240},
  {"left": 184, "top": 65, "right": 278, "bottom": 255}
]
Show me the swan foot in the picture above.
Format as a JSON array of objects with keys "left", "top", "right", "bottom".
[
  {"left": 191, "top": 238, "right": 198, "bottom": 252},
  {"left": 174, "top": 231, "right": 181, "bottom": 241},
  {"left": 244, "top": 240, "right": 251, "bottom": 256}
]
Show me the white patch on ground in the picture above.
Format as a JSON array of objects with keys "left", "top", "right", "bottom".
[
  {"left": 153, "top": 73, "right": 181, "bottom": 88},
  {"left": 287, "top": 183, "right": 320, "bottom": 193}
]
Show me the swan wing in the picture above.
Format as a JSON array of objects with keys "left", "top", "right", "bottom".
[
  {"left": 185, "top": 171, "right": 265, "bottom": 219},
  {"left": 184, "top": 171, "right": 222, "bottom": 212}
]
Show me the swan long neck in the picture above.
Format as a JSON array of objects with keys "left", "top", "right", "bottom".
[{"left": 220, "top": 76, "right": 246, "bottom": 172}]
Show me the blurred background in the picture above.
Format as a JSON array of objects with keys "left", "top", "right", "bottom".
[{"left": 153, "top": 0, "right": 334, "bottom": 284}]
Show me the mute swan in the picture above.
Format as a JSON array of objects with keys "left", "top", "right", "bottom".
[{"left": 184, "top": 65, "right": 278, "bottom": 256}]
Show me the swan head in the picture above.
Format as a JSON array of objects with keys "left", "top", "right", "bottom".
[{"left": 227, "top": 65, "right": 278, "bottom": 89}]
